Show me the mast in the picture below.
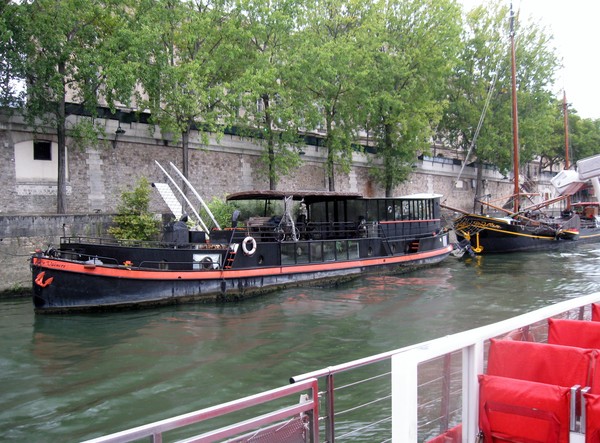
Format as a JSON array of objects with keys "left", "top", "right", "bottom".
[
  {"left": 563, "top": 91, "right": 571, "bottom": 210},
  {"left": 563, "top": 91, "right": 570, "bottom": 169},
  {"left": 510, "top": 3, "right": 520, "bottom": 213}
]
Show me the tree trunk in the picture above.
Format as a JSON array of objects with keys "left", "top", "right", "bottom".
[
  {"left": 384, "top": 123, "right": 393, "bottom": 198},
  {"left": 326, "top": 117, "right": 335, "bottom": 192},
  {"left": 327, "top": 153, "right": 335, "bottom": 192},
  {"left": 56, "top": 62, "right": 67, "bottom": 214},
  {"left": 182, "top": 129, "right": 189, "bottom": 180},
  {"left": 263, "top": 95, "right": 276, "bottom": 190},
  {"left": 181, "top": 128, "right": 190, "bottom": 213}
]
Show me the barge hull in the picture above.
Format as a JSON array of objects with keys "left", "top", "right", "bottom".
[{"left": 31, "top": 243, "right": 452, "bottom": 313}]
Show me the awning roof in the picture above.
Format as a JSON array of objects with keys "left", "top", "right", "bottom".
[{"left": 226, "top": 190, "right": 363, "bottom": 203}]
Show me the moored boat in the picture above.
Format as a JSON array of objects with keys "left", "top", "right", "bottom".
[
  {"left": 448, "top": 154, "right": 600, "bottom": 254},
  {"left": 445, "top": 6, "right": 600, "bottom": 255},
  {"left": 30, "top": 190, "right": 452, "bottom": 313}
]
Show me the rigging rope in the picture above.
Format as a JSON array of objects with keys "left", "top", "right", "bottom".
[{"left": 455, "top": 71, "right": 498, "bottom": 184}]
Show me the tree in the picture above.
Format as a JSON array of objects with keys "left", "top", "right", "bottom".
[
  {"left": 289, "top": 0, "right": 375, "bottom": 191},
  {"left": 108, "top": 177, "right": 160, "bottom": 240},
  {"left": 438, "top": 2, "right": 560, "bottom": 208},
  {"left": 133, "top": 0, "right": 246, "bottom": 182},
  {"left": 0, "top": 2, "right": 24, "bottom": 108},
  {"left": 233, "top": 0, "right": 304, "bottom": 190},
  {"left": 8, "top": 0, "right": 135, "bottom": 213},
  {"left": 570, "top": 115, "right": 600, "bottom": 163},
  {"left": 364, "top": 0, "right": 462, "bottom": 197}
]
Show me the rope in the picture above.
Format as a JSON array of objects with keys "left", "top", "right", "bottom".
[{"left": 455, "top": 71, "right": 498, "bottom": 184}]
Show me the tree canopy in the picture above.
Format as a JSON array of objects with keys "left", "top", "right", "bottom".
[
  {"left": 3, "top": 0, "right": 600, "bottom": 211},
  {"left": 4, "top": 0, "right": 134, "bottom": 213}
]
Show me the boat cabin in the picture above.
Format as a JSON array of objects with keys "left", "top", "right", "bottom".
[{"left": 223, "top": 190, "right": 444, "bottom": 243}]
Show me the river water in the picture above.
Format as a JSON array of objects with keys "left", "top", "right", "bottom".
[{"left": 3, "top": 244, "right": 600, "bottom": 442}]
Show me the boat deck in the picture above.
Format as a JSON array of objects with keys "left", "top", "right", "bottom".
[{"left": 81, "top": 293, "right": 600, "bottom": 442}]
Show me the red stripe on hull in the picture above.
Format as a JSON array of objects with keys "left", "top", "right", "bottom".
[{"left": 31, "top": 245, "right": 453, "bottom": 281}]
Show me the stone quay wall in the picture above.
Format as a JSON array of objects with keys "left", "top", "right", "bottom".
[{"left": 0, "top": 214, "right": 114, "bottom": 295}]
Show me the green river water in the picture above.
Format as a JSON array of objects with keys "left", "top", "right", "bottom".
[{"left": 3, "top": 245, "right": 600, "bottom": 441}]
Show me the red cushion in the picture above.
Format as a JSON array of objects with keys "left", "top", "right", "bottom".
[
  {"left": 424, "top": 424, "right": 462, "bottom": 443},
  {"left": 479, "top": 374, "right": 571, "bottom": 443},
  {"left": 548, "top": 318, "right": 600, "bottom": 350},
  {"left": 585, "top": 392, "right": 600, "bottom": 443},
  {"left": 593, "top": 303, "right": 600, "bottom": 322},
  {"left": 487, "top": 339, "right": 594, "bottom": 389}
]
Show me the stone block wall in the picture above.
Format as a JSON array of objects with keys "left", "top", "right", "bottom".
[{"left": 0, "top": 214, "right": 113, "bottom": 294}]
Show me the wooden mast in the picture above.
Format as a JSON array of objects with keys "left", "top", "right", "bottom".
[
  {"left": 563, "top": 91, "right": 570, "bottom": 169},
  {"left": 510, "top": 3, "right": 520, "bottom": 213},
  {"left": 563, "top": 91, "right": 571, "bottom": 210}
]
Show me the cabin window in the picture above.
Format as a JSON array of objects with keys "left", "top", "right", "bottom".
[
  {"left": 295, "top": 243, "right": 309, "bottom": 264},
  {"left": 310, "top": 242, "right": 322, "bottom": 262},
  {"left": 401, "top": 201, "right": 411, "bottom": 219},
  {"left": 33, "top": 140, "right": 52, "bottom": 161},
  {"left": 348, "top": 241, "right": 359, "bottom": 259},
  {"left": 281, "top": 244, "right": 295, "bottom": 265},
  {"left": 386, "top": 200, "right": 394, "bottom": 221},
  {"left": 378, "top": 200, "right": 387, "bottom": 221},
  {"left": 347, "top": 200, "right": 364, "bottom": 224},
  {"left": 336, "top": 241, "right": 348, "bottom": 260},
  {"left": 323, "top": 241, "right": 337, "bottom": 261},
  {"left": 310, "top": 202, "right": 326, "bottom": 222}
]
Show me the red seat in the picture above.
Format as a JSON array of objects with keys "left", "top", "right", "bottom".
[
  {"left": 593, "top": 303, "right": 600, "bottom": 322},
  {"left": 487, "top": 339, "right": 598, "bottom": 391},
  {"left": 424, "top": 424, "right": 461, "bottom": 443},
  {"left": 548, "top": 318, "right": 600, "bottom": 350},
  {"left": 479, "top": 374, "right": 571, "bottom": 443},
  {"left": 584, "top": 392, "right": 600, "bottom": 443}
]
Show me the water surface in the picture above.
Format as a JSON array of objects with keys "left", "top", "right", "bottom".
[{"left": 2, "top": 245, "right": 600, "bottom": 441}]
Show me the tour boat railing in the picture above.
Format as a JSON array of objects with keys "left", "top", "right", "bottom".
[
  {"left": 82, "top": 292, "right": 600, "bottom": 443},
  {"left": 290, "top": 292, "right": 600, "bottom": 442},
  {"left": 82, "top": 378, "right": 320, "bottom": 443}
]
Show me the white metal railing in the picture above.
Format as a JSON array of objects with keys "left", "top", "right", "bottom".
[
  {"left": 290, "top": 292, "right": 600, "bottom": 442},
  {"left": 82, "top": 292, "right": 600, "bottom": 443},
  {"left": 82, "top": 378, "right": 319, "bottom": 443}
]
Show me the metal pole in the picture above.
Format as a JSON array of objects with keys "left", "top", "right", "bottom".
[
  {"left": 510, "top": 4, "right": 520, "bottom": 213},
  {"left": 325, "top": 374, "right": 335, "bottom": 442}
]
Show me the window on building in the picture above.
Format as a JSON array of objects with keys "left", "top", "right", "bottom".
[{"left": 33, "top": 140, "right": 52, "bottom": 161}]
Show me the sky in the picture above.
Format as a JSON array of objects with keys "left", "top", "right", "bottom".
[{"left": 460, "top": 0, "right": 600, "bottom": 120}]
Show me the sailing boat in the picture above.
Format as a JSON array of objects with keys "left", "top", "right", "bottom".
[{"left": 445, "top": 7, "right": 600, "bottom": 254}]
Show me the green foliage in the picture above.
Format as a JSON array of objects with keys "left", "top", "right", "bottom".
[
  {"left": 5, "top": 0, "right": 137, "bottom": 213},
  {"left": 438, "top": 1, "right": 560, "bottom": 175},
  {"left": 132, "top": 0, "right": 248, "bottom": 178},
  {"left": 206, "top": 197, "right": 240, "bottom": 229},
  {"left": 7, "top": 0, "right": 600, "bottom": 206},
  {"left": 232, "top": 0, "right": 306, "bottom": 189},
  {"left": 108, "top": 177, "right": 160, "bottom": 241},
  {"left": 287, "top": 0, "right": 376, "bottom": 191},
  {"left": 364, "top": 0, "right": 463, "bottom": 196}
]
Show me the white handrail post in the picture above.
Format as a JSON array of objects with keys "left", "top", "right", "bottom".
[
  {"left": 391, "top": 351, "right": 418, "bottom": 442},
  {"left": 462, "top": 340, "right": 483, "bottom": 443}
]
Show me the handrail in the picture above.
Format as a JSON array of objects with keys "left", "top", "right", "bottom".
[
  {"left": 290, "top": 292, "right": 600, "bottom": 442},
  {"left": 82, "top": 378, "right": 320, "bottom": 443},
  {"left": 77, "top": 293, "right": 600, "bottom": 443}
]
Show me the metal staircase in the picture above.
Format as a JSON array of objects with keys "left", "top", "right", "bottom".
[
  {"left": 151, "top": 182, "right": 183, "bottom": 219},
  {"left": 153, "top": 161, "right": 222, "bottom": 238}
]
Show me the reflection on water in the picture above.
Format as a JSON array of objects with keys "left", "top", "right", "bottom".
[{"left": 2, "top": 244, "right": 600, "bottom": 441}]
